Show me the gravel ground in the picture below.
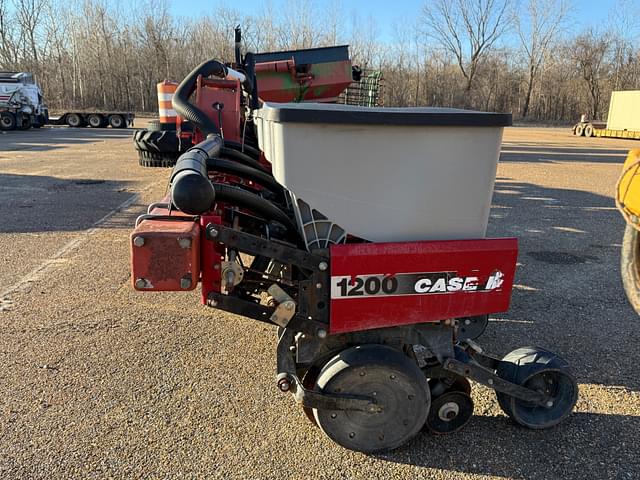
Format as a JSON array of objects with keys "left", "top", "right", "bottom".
[{"left": 0, "top": 123, "right": 639, "bottom": 479}]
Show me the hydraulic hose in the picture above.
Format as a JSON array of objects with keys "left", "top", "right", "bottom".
[
  {"left": 206, "top": 158, "right": 284, "bottom": 198},
  {"left": 172, "top": 59, "right": 227, "bottom": 136},
  {"left": 212, "top": 182, "right": 299, "bottom": 237},
  {"left": 170, "top": 135, "right": 222, "bottom": 214}
]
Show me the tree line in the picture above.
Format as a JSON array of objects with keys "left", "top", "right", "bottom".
[{"left": 0, "top": 0, "right": 638, "bottom": 123}]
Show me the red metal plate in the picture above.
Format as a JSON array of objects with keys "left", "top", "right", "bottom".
[
  {"left": 130, "top": 207, "right": 200, "bottom": 292},
  {"left": 329, "top": 238, "right": 518, "bottom": 334}
]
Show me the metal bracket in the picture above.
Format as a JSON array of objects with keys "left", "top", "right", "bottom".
[
  {"left": 267, "top": 284, "right": 296, "bottom": 327},
  {"left": 291, "top": 377, "right": 381, "bottom": 413},
  {"left": 206, "top": 223, "right": 328, "bottom": 272},
  {"left": 443, "top": 358, "right": 548, "bottom": 405}
]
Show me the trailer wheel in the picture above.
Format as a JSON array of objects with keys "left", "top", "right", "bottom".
[
  {"left": 66, "top": 113, "right": 84, "bottom": 128},
  {"left": 109, "top": 114, "right": 125, "bottom": 128},
  {"left": 495, "top": 347, "right": 578, "bottom": 429},
  {"left": 621, "top": 223, "right": 640, "bottom": 314},
  {"left": 575, "top": 124, "right": 584, "bottom": 136},
  {"left": 88, "top": 114, "right": 104, "bottom": 128},
  {"left": 0, "top": 111, "right": 16, "bottom": 130},
  {"left": 313, "top": 344, "right": 430, "bottom": 452},
  {"left": 584, "top": 124, "right": 594, "bottom": 137}
]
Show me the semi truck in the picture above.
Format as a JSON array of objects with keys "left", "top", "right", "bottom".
[
  {"left": 1, "top": 71, "right": 134, "bottom": 131},
  {"left": 573, "top": 90, "right": 640, "bottom": 140},
  {"left": 0, "top": 71, "right": 48, "bottom": 130}
]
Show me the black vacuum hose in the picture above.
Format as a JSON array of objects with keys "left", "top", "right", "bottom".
[
  {"left": 212, "top": 182, "right": 299, "bottom": 237},
  {"left": 220, "top": 147, "right": 269, "bottom": 173},
  {"left": 172, "top": 59, "right": 227, "bottom": 136},
  {"left": 206, "top": 158, "right": 284, "bottom": 198},
  {"left": 170, "top": 135, "right": 222, "bottom": 214}
]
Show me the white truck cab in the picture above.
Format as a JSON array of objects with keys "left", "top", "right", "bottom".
[{"left": 0, "top": 71, "right": 48, "bottom": 130}]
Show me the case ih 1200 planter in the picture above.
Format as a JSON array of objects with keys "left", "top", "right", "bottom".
[{"left": 129, "top": 48, "right": 578, "bottom": 452}]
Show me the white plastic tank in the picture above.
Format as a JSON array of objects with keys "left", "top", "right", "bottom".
[{"left": 255, "top": 103, "right": 511, "bottom": 242}]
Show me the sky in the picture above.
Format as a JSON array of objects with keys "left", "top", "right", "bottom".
[{"left": 168, "top": 0, "right": 627, "bottom": 45}]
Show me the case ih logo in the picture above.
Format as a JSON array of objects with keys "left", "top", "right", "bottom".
[{"left": 331, "top": 270, "right": 505, "bottom": 299}]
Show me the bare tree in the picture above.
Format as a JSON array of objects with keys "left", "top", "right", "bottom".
[
  {"left": 515, "top": 0, "right": 568, "bottom": 117},
  {"left": 422, "top": 0, "right": 511, "bottom": 93},
  {"left": 571, "top": 30, "right": 611, "bottom": 119}
]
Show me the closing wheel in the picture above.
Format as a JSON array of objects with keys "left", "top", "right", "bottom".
[
  {"left": 495, "top": 347, "right": 578, "bottom": 429},
  {"left": 457, "top": 315, "right": 489, "bottom": 341},
  {"left": 575, "top": 124, "right": 584, "bottom": 136},
  {"left": 425, "top": 391, "right": 474, "bottom": 434},
  {"left": 313, "top": 344, "right": 430, "bottom": 453}
]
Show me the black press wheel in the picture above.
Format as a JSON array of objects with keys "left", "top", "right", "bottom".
[
  {"left": 66, "top": 113, "right": 84, "bottom": 127},
  {"left": 88, "top": 114, "right": 104, "bottom": 128},
  {"left": 0, "top": 112, "right": 16, "bottom": 130},
  {"left": 425, "top": 391, "right": 474, "bottom": 434},
  {"left": 621, "top": 223, "right": 640, "bottom": 314},
  {"left": 109, "top": 114, "right": 125, "bottom": 128},
  {"left": 313, "top": 344, "right": 430, "bottom": 453},
  {"left": 496, "top": 347, "right": 578, "bottom": 429}
]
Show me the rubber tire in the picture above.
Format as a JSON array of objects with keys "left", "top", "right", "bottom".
[
  {"left": 66, "top": 113, "right": 83, "bottom": 127},
  {"left": 18, "top": 114, "right": 31, "bottom": 130},
  {"left": 621, "top": 224, "right": 640, "bottom": 314},
  {"left": 575, "top": 124, "right": 584, "bottom": 136},
  {"left": 109, "top": 114, "right": 125, "bottom": 128},
  {"left": 0, "top": 112, "right": 16, "bottom": 130},
  {"left": 133, "top": 128, "right": 180, "bottom": 167},
  {"left": 495, "top": 347, "right": 578, "bottom": 429},
  {"left": 584, "top": 124, "right": 594, "bottom": 137},
  {"left": 313, "top": 344, "right": 430, "bottom": 453},
  {"left": 88, "top": 114, "right": 103, "bottom": 128}
]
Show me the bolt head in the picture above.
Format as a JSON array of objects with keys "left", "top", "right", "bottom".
[
  {"left": 277, "top": 379, "right": 290, "bottom": 392},
  {"left": 316, "top": 328, "right": 327, "bottom": 339},
  {"left": 178, "top": 237, "right": 191, "bottom": 249},
  {"left": 318, "top": 261, "right": 328, "bottom": 271},
  {"left": 209, "top": 227, "right": 219, "bottom": 238},
  {"left": 135, "top": 278, "right": 147, "bottom": 289},
  {"left": 180, "top": 277, "right": 192, "bottom": 289},
  {"left": 133, "top": 236, "right": 145, "bottom": 247},
  {"left": 316, "top": 282, "right": 323, "bottom": 289},
  {"left": 284, "top": 301, "right": 294, "bottom": 311}
]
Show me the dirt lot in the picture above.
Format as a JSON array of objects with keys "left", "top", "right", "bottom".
[{"left": 0, "top": 123, "right": 639, "bottom": 479}]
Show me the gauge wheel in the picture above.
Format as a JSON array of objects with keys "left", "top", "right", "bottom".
[{"left": 313, "top": 344, "right": 430, "bottom": 452}]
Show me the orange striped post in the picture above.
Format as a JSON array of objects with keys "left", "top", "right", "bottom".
[{"left": 157, "top": 80, "right": 178, "bottom": 129}]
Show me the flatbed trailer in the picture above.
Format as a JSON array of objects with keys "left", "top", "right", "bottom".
[
  {"left": 573, "top": 90, "right": 640, "bottom": 140},
  {"left": 47, "top": 111, "right": 134, "bottom": 128},
  {"left": 573, "top": 121, "right": 640, "bottom": 140}
]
